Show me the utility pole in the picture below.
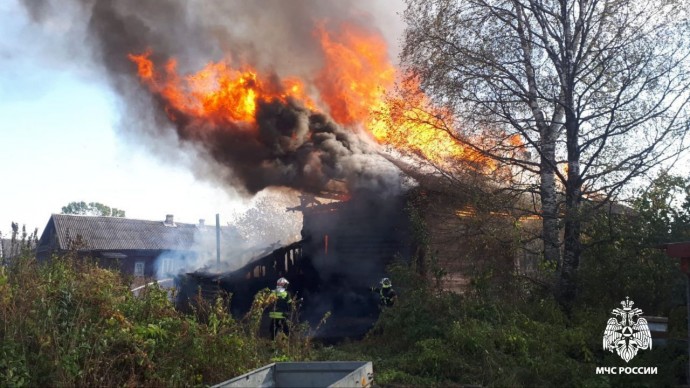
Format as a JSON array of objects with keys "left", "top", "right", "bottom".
[{"left": 216, "top": 213, "right": 221, "bottom": 270}]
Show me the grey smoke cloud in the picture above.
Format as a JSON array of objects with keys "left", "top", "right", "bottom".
[{"left": 20, "top": 0, "right": 405, "bottom": 196}]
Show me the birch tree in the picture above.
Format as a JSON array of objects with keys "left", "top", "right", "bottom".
[{"left": 400, "top": 0, "right": 690, "bottom": 307}]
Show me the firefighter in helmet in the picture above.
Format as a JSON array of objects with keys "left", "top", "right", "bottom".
[
  {"left": 269, "top": 277, "right": 292, "bottom": 339},
  {"left": 372, "top": 277, "right": 397, "bottom": 307}
]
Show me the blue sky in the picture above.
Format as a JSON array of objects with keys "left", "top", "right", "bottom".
[{"left": 0, "top": 1, "right": 244, "bottom": 235}]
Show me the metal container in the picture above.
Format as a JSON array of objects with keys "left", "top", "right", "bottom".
[{"left": 212, "top": 361, "right": 374, "bottom": 388}]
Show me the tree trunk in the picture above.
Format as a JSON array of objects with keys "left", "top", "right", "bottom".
[
  {"left": 559, "top": 184, "right": 582, "bottom": 309},
  {"left": 558, "top": 112, "right": 583, "bottom": 309},
  {"left": 515, "top": 2, "right": 562, "bottom": 268},
  {"left": 540, "top": 128, "right": 561, "bottom": 266}
]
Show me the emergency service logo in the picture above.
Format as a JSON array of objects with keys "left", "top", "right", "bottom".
[{"left": 602, "top": 297, "right": 652, "bottom": 362}]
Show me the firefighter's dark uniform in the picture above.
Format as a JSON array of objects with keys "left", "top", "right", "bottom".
[
  {"left": 269, "top": 288, "right": 291, "bottom": 339},
  {"left": 372, "top": 285, "right": 397, "bottom": 307}
]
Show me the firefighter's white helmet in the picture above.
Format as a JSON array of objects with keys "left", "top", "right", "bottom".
[
  {"left": 380, "top": 277, "right": 392, "bottom": 288},
  {"left": 277, "top": 277, "right": 289, "bottom": 287}
]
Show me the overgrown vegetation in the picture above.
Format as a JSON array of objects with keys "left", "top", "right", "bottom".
[
  {"left": 317, "top": 262, "right": 685, "bottom": 387},
  {"left": 0, "top": 250, "right": 314, "bottom": 386},
  {"left": 315, "top": 173, "right": 690, "bottom": 387},
  {"left": 320, "top": 266, "right": 597, "bottom": 386},
  {"left": 2, "top": 174, "right": 689, "bottom": 386}
]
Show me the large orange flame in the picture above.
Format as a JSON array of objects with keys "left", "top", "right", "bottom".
[
  {"left": 128, "top": 51, "right": 313, "bottom": 126},
  {"left": 128, "top": 23, "right": 502, "bottom": 170},
  {"left": 367, "top": 77, "right": 494, "bottom": 168},
  {"left": 312, "top": 24, "right": 493, "bottom": 168},
  {"left": 314, "top": 23, "right": 395, "bottom": 127}
]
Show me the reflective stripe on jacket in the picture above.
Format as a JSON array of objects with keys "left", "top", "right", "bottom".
[{"left": 270, "top": 289, "right": 291, "bottom": 319}]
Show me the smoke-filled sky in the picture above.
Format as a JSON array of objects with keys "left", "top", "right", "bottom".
[{"left": 0, "top": 0, "right": 406, "bottom": 234}]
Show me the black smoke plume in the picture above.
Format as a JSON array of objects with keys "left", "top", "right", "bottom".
[{"left": 20, "top": 0, "right": 403, "bottom": 196}]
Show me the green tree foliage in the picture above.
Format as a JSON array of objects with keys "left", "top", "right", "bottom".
[
  {"left": 632, "top": 174, "right": 690, "bottom": 244},
  {"left": 578, "top": 173, "right": 690, "bottom": 315},
  {"left": 61, "top": 201, "right": 126, "bottom": 217}
]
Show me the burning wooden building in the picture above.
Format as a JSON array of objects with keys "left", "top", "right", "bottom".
[{"left": 175, "top": 189, "right": 411, "bottom": 339}]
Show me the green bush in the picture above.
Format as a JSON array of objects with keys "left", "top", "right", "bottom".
[
  {"left": 0, "top": 252, "right": 316, "bottom": 386},
  {"left": 316, "top": 259, "right": 682, "bottom": 387}
]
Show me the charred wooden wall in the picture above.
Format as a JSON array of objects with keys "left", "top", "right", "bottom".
[
  {"left": 176, "top": 190, "right": 411, "bottom": 339},
  {"left": 176, "top": 241, "right": 307, "bottom": 316},
  {"left": 301, "top": 190, "right": 410, "bottom": 289}
]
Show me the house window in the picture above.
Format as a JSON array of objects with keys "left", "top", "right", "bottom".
[
  {"left": 161, "top": 258, "right": 176, "bottom": 276},
  {"left": 134, "top": 261, "right": 145, "bottom": 277}
]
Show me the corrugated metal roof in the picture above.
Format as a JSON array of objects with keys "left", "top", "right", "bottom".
[{"left": 51, "top": 214, "right": 229, "bottom": 251}]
